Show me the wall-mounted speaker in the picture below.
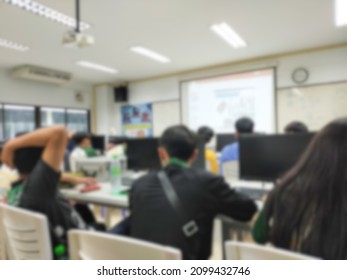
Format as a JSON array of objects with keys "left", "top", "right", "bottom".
[{"left": 114, "top": 86, "right": 128, "bottom": 103}]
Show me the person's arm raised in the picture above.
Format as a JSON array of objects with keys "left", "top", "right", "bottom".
[{"left": 2, "top": 125, "right": 68, "bottom": 172}]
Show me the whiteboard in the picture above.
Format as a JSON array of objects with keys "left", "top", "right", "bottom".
[
  {"left": 277, "top": 82, "right": 347, "bottom": 132},
  {"left": 152, "top": 100, "right": 181, "bottom": 136}
]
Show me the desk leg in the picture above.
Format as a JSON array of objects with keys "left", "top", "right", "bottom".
[
  {"left": 236, "top": 229, "right": 244, "bottom": 241},
  {"left": 104, "top": 207, "right": 113, "bottom": 230},
  {"left": 221, "top": 221, "right": 232, "bottom": 260}
]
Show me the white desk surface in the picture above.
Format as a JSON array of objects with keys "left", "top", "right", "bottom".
[
  {"left": 61, "top": 183, "right": 129, "bottom": 209},
  {"left": 61, "top": 179, "right": 268, "bottom": 211},
  {"left": 228, "top": 180, "right": 274, "bottom": 191}
]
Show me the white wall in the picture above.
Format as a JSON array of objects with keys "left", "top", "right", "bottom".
[
  {"left": 0, "top": 69, "right": 92, "bottom": 108},
  {"left": 128, "top": 47, "right": 347, "bottom": 102},
  {"left": 100, "top": 46, "right": 347, "bottom": 134},
  {"left": 128, "top": 77, "right": 179, "bottom": 104},
  {"left": 94, "top": 85, "right": 117, "bottom": 135},
  {"left": 277, "top": 47, "right": 347, "bottom": 88}
]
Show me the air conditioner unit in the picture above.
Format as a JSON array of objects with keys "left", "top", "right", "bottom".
[{"left": 12, "top": 65, "right": 72, "bottom": 85}]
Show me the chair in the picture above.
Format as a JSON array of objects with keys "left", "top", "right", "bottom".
[
  {"left": 68, "top": 230, "right": 182, "bottom": 260},
  {"left": 225, "top": 241, "right": 318, "bottom": 260},
  {"left": 0, "top": 211, "right": 6, "bottom": 260},
  {"left": 0, "top": 203, "right": 52, "bottom": 260}
]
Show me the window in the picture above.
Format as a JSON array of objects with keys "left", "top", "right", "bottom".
[
  {"left": 4, "top": 105, "right": 35, "bottom": 139},
  {"left": 67, "top": 109, "right": 89, "bottom": 132},
  {"left": 40, "top": 107, "right": 66, "bottom": 127},
  {"left": 0, "top": 104, "right": 90, "bottom": 138}
]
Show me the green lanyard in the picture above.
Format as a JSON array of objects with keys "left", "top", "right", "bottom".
[
  {"left": 7, "top": 182, "right": 24, "bottom": 206},
  {"left": 167, "top": 157, "right": 189, "bottom": 168},
  {"left": 84, "top": 147, "right": 97, "bottom": 157}
]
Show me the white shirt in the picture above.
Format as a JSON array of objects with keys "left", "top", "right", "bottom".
[{"left": 69, "top": 147, "right": 87, "bottom": 172}]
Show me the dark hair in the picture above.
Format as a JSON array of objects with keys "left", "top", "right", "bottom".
[
  {"left": 14, "top": 147, "right": 44, "bottom": 174},
  {"left": 265, "top": 117, "right": 347, "bottom": 259},
  {"left": 160, "top": 125, "right": 198, "bottom": 161},
  {"left": 285, "top": 121, "right": 309, "bottom": 134},
  {"left": 197, "top": 126, "right": 214, "bottom": 144},
  {"left": 72, "top": 132, "right": 90, "bottom": 145},
  {"left": 235, "top": 117, "right": 254, "bottom": 133}
]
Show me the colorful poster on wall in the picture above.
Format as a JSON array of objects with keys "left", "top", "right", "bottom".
[{"left": 121, "top": 103, "right": 153, "bottom": 137}]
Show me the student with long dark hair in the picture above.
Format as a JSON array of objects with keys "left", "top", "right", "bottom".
[{"left": 253, "top": 117, "right": 347, "bottom": 259}]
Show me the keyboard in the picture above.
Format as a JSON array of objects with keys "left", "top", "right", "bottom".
[
  {"left": 235, "top": 187, "right": 269, "bottom": 201},
  {"left": 121, "top": 177, "right": 134, "bottom": 187}
]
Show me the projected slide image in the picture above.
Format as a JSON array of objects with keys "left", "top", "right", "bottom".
[
  {"left": 182, "top": 69, "right": 275, "bottom": 134},
  {"left": 215, "top": 89, "right": 255, "bottom": 129}
]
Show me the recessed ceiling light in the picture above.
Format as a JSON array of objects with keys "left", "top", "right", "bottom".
[
  {"left": 3, "top": 0, "right": 90, "bottom": 30},
  {"left": 130, "top": 46, "right": 171, "bottom": 63},
  {"left": 0, "top": 38, "right": 29, "bottom": 52},
  {"left": 335, "top": 0, "right": 347, "bottom": 27},
  {"left": 210, "top": 22, "right": 247, "bottom": 48},
  {"left": 76, "top": 61, "right": 118, "bottom": 74}
]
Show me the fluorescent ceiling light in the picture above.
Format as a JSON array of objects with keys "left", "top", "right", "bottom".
[
  {"left": 3, "top": 0, "right": 90, "bottom": 30},
  {"left": 76, "top": 61, "right": 118, "bottom": 74},
  {"left": 130, "top": 46, "right": 171, "bottom": 63},
  {"left": 335, "top": 0, "right": 347, "bottom": 27},
  {"left": 210, "top": 22, "right": 247, "bottom": 48},
  {"left": 0, "top": 38, "right": 29, "bottom": 51}
]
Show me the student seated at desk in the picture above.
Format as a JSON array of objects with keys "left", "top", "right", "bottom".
[
  {"left": 252, "top": 118, "right": 347, "bottom": 259},
  {"left": 1, "top": 126, "right": 95, "bottom": 259},
  {"left": 106, "top": 137, "right": 127, "bottom": 158},
  {"left": 219, "top": 117, "right": 254, "bottom": 174},
  {"left": 69, "top": 132, "right": 97, "bottom": 172},
  {"left": 197, "top": 126, "right": 219, "bottom": 174},
  {"left": 284, "top": 121, "right": 309, "bottom": 134},
  {"left": 129, "top": 125, "right": 257, "bottom": 260}
]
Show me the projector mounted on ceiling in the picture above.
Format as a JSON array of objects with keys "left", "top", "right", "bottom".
[
  {"left": 62, "top": 0, "right": 94, "bottom": 48},
  {"left": 62, "top": 31, "right": 95, "bottom": 48}
]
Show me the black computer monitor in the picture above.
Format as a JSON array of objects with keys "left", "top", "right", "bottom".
[
  {"left": 91, "top": 135, "right": 105, "bottom": 152},
  {"left": 216, "top": 134, "right": 236, "bottom": 152},
  {"left": 126, "top": 138, "right": 161, "bottom": 171},
  {"left": 108, "top": 136, "right": 127, "bottom": 145},
  {"left": 192, "top": 140, "right": 205, "bottom": 170},
  {"left": 239, "top": 133, "right": 315, "bottom": 182}
]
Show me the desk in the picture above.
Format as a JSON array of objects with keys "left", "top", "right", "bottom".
[
  {"left": 220, "top": 180, "right": 270, "bottom": 259},
  {"left": 61, "top": 183, "right": 129, "bottom": 209},
  {"left": 61, "top": 180, "right": 268, "bottom": 258},
  {"left": 61, "top": 183, "right": 129, "bottom": 228}
]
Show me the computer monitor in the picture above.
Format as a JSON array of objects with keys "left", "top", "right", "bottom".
[
  {"left": 239, "top": 133, "right": 315, "bottom": 182},
  {"left": 126, "top": 138, "right": 205, "bottom": 171},
  {"left": 216, "top": 134, "right": 236, "bottom": 152},
  {"left": 108, "top": 136, "right": 127, "bottom": 145},
  {"left": 91, "top": 135, "right": 105, "bottom": 153},
  {"left": 192, "top": 140, "right": 205, "bottom": 170},
  {"left": 126, "top": 138, "right": 161, "bottom": 171}
]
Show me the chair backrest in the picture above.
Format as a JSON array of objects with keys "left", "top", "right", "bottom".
[
  {"left": 0, "top": 205, "right": 6, "bottom": 260},
  {"left": 68, "top": 230, "right": 182, "bottom": 260},
  {"left": 225, "top": 241, "right": 318, "bottom": 260},
  {"left": 0, "top": 203, "right": 52, "bottom": 260},
  {"left": 222, "top": 161, "right": 239, "bottom": 182}
]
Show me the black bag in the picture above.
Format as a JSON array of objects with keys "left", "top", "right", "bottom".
[{"left": 157, "top": 171, "right": 200, "bottom": 259}]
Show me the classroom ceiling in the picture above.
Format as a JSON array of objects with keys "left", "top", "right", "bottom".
[{"left": 0, "top": 0, "right": 346, "bottom": 85}]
